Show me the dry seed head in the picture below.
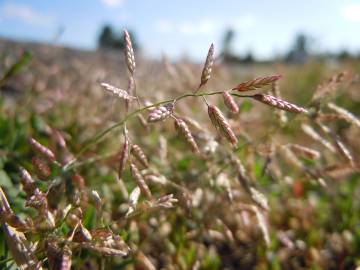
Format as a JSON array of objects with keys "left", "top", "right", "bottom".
[
  {"left": 131, "top": 144, "right": 149, "bottom": 168},
  {"left": 251, "top": 205, "right": 270, "bottom": 246},
  {"left": 29, "top": 137, "right": 56, "bottom": 162},
  {"left": 32, "top": 157, "right": 51, "bottom": 180},
  {"left": 174, "top": 117, "right": 200, "bottom": 154},
  {"left": 101, "top": 82, "right": 135, "bottom": 100},
  {"left": 333, "top": 138, "right": 355, "bottom": 165},
  {"left": 147, "top": 103, "right": 174, "bottom": 123},
  {"left": 249, "top": 187, "right": 269, "bottom": 211},
  {"left": 312, "top": 71, "right": 347, "bottom": 102},
  {"left": 287, "top": 144, "right": 321, "bottom": 160},
  {"left": 124, "top": 30, "right": 135, "bottom": 75},
  {"left": 118, "top": 131, "right": 130, "bottom": 179},
  {"left": 130, "top": 163, "right": 152, "bottom": 200},
  {"left": 301, "top": 124, "right": 336, "bottom": 152},
  {"left": 199, "top": 43, "right": 214, "bottom": 88},
  {"left": 252, "top": 94, "right": 308, "bottom": 113},
  {"left": 327, "top": 102, "right": 360, "bottom": 128},
  {"left": 19, "top": 167, "right": 37, "bottom": 196},
  {"left": 208, "top": 105, "right": 238, "bottom": 146},
  {"left": 222, "top": 91, "right": 239, "bottom": 113},
  {"left": 232, "top": 75, "right": 282, "bottom": 92}
]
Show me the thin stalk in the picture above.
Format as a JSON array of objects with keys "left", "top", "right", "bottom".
[{"left": 63, "top": 91, "right": 252, "bottom": 171}]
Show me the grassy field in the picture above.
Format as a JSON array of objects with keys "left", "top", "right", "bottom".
[{"left": 0, "top": 37, "right": 360, "bottom": 269}]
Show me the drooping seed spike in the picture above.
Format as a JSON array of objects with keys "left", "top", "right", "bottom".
[
  {"left": 147, "top": 103, "right": 174, "bottom": 123},
  {"left": 28, "top": 137, "right": 56, "bottom": 162},
  {"left": 252, "top": 94, "right": 308, "bottom": 113},
  {"left": 208, "top": 105, "right": 238, "bottom": 146},
  {"left": 118, "top": 129, "right": 130, "bottom": 179},
  {"left": 199, "top": 43, "right": 214, "bottom": 89},
  {"left": 174, "top": 117, "right": 200, "bottom": 154},
  {"left": 327, "top": 102, "right": 360, "bottom": 128},
  {"left": 131, "top": 144, "right": 149, "bottom": 168},
  {"left": 130, "top": 163, "right": 152, "bottom": 200},
  {"left": 222, "top": 91, "right": 239, "bottom": 113},
  {"left": 232, "top": 75, "right": 282, "bottom": 92},
  {"left": 124, "top": 30, "right": 136, "bottom": 75}
]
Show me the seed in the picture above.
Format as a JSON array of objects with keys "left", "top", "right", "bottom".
[
  {"left": 252, "top": 94, "right": 308, "bottom": 113},
  {"left": 208, "top": 105, "right": 238, "bottom": 146},
  {"left": 174, "top": 117, "right": 200, "bottom": 154}
]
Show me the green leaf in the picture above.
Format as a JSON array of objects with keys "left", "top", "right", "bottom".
[{"left": 0, "top": 51, "right": 32, "bottom": 85}]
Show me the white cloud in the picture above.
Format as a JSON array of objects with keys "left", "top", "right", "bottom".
[
  {"left": 341, "top": 3, "right": 360, "bottom": 22},
  {"left": 155, "top": 15, "right": 256, "bottom": 37},
  {"left": 99, "top": 0, "right": 124, "bottom": 7},
  {"left": 0, "top": 3, "right": 54, "bottom": 25},
  {"left": 155, "top": 19, "right": 217, "bottom": 36}
]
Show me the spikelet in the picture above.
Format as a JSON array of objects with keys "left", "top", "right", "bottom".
[
  {"left": 90, "top": 190, "right": 102, "bottom": 211},
  {"left": 19, "top": 167, "right": 38, "bottom": 196},
  {"left": 333, "top": 138, "right": 354, "bottom": 166},
  {"left": 174, "top": 117, "right": 200, "bottom": 154},
  {"left": 251, "top": 205, "right": 270, "bottom": 246},
  {"left": 249, "top": 187, "right": 269, "bottom": 211},
  {"left": 287, "top": 144, "right": 320, "bottom": 160},
  {"left": 301, "top": 124, "right": 336, "bottom": 152},
  {"left": 101, "top": 82, "right": 135, "bottom": 100},
  {"left": 252, "top": 94, "right": 308, "bottom": 113},
  {"left": 312, "top": 72, "right": 346, "bottom": 103},
  {"left": 208, "top": 105, "right": 238, "bottom": 146},
  {"left": 198, "top": 43, "right": 214, "bottom": 89},
  {"left": 124, "top": 30, "right": 135, "bottom": 75},
  {"left": 222, "top": 91, "right": 239, "bottom": 113},
  {"left": 316, "top": 113, "right": 349, "bottom": 122},
  {"left": 32, "top": 157, "right": 51, "bottom": 180},
  {"left": 232, "top": 75, "right": 282, "bottom": 92},
  {"left": 131, "top": 144, "right": 149, "bottom": 168},
  {"left": 327, "top": 102, "right": 360, "bottom": 128},
  {"left": 130, "top": 163, "right": 152, "bottom": 200},
  {"left": 147, "top": 103, "right": 174, "bottom": 123},
  {"left": 29, "top": 137, "right": 56, "bottom": 162},
  {"left": 118, "top": 129, "right": 130, "bottom": 179}
]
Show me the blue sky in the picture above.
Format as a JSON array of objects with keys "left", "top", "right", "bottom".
[{"left": 0, "top": 0, "right": 359, "bottom": 60}]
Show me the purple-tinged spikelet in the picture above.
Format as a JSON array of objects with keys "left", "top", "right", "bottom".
[
  {"left": 252, "top": 94, "right": 308, "bottom": 113},
  {"left": 19, "top": 167, "right": 38, "bottom": 196},
  {"left": 232, "top": 75, "right": 282, "bottom": 92},
  {"left": 131, "top": 144, "right": 149, "bottom": 168},
  {"left": 174, "top": 117, "right": 200, "bottom": 154},
  {"left": 199, "top": 43, "right": 214, "bottom": 89},
  {"left": 147, "top": 103, "right": 173, "bottom": 123},
  {"left": 32, "top": 157, "right": 51, "bottom": 180},
  {"left": 29, "top": 138, "right": 56, "bottom": 162},
  {"left": 222, "top": 91, "right": 239, "bottom": 113},
  {"left": 130, "top": 163, "right": 152, "bottom": 200},
  {"left": 208, "top": 105, "right": 238, "bottom": 146},
  {"left": 124, "top": 30, "right": 135, "bottom": 75}
]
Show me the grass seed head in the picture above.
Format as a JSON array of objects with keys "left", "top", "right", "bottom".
[
  {"left": 131, "top": 144, "right": 149, "bottom": 168},
  {"left": 232, "top": 75, "right": 282, "bottom": 92},
  {"left": 147, "top": 103, "right": 174, "bottom": 123},
  {"left": 124, "top": 30, "right": 136, "bottom": 75},
  {"left": 174, "top": 117, "right": 200, "bottom": 154},
  {"left": 118, "top": 130, "right": 130, "bottom": 179},
  {"left": 199, "top": 43, "right": 214, "bottom": 88},
  {"left": 29, "top": 137, "right": 56, "bottom": 162},
  {"left": 130, "top": 163, "right": 152, "bottom": 200},
  {"left": 222, "top": 91, "right": 239, "bottom": 113},
  {"left": 252, "top": 94, "right": 308, "bottom": 113},
  {"left": 208, "top": 105, "right": 238, "bottom": 146}
]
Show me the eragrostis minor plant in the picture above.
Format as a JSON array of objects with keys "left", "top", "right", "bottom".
[{"left": 7, "top": 29, "right": 360, "bottom": 270}]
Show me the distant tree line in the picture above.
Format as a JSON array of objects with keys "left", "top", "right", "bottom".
[
  {"left": 98, "top": 25, "right": 138, "bottom": 51},
  {"left": 97, "top": 25, "right": 358, "bottom": 63}
]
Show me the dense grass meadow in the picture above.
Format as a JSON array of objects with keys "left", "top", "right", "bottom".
[{"left": 0, "top": 37, "right": 360, "bottom": 269}]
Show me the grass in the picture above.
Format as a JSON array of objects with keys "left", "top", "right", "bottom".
[{"left": 0, "top": 34, "right": 360, "bottom": 269}]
